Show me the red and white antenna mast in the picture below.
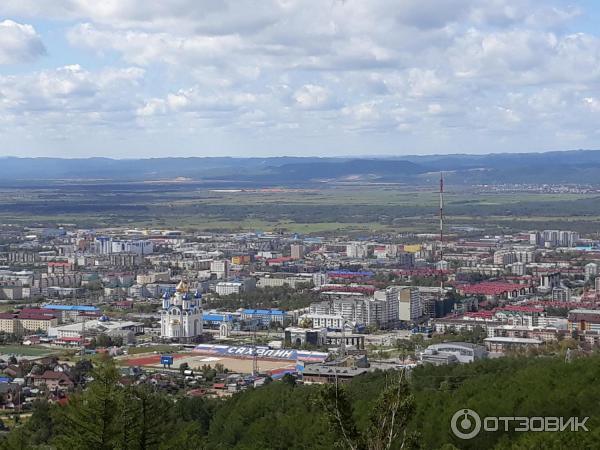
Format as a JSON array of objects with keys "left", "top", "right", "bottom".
[{"left": 439, "top": 172, "right": 444, "bottom": 292}]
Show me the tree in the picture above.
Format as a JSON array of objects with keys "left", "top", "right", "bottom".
[
  {"left": 366, "top": 371, "right": 416, "bottom": 450},
  {"left": 200, "top": 364, "right": 217, "bottom": 382},
  {"left": 0, "top": 427, "right": 29, "bottom": 450},
  {"left": 53, "top": 358, "right": 123, "bottom": 450},
  {"left": 179, "top": 362, "right": 190, "bottom": 375},
  {"left": 95, "top": 334, "right": 113, "bottom": 348},
  {"left": 23, "top": 400, "right": 55, "bottom": 445},
  {"left": 281, "top": 373, "right": 297, "bottom": 387},
  {"left": 121, "top": 385, "right": 172, "bottom": 450},
  {"left": 319, "top": 369, "right": 415, "bottom": 450},
  {"left": 71, "top": 359, "right": 94, "bottom": 385}
]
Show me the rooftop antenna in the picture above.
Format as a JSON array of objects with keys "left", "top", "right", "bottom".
[{"left": 439, "top": 172, "right": 444, "bottom": 293}]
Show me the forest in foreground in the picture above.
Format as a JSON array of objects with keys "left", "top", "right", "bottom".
[{"left": 1, "top": 355, "right": 599, "bottom": 450}]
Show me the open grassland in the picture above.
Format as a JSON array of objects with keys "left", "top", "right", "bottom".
[{"left": 1, "top": 181, "right": 600, "bottom": 234}]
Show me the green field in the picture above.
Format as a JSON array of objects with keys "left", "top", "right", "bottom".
[
  {"left": 125, "top": 345, "right": 180, "bottom": 355},
  {"left": 0, "top": 345, "right": 59, "bottom": 357},
  {"left": 1, "top": 181, "right": 600, "bottom": 234}
]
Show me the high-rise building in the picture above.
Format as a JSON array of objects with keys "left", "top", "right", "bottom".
[
  {"left": 494, "top": 250, "right": 515, "bottom": 266},
  {"left": 374, "top": 286, "right": 400, "bottom": 327},
  {"left": 542, "top": 230, "right": 560, "bottom": 247},
  {"left": 210, "top": 260, "right": 229, "bottom": 279},
  {"left": 585, "top": 263, "right": 598, "bottom": 282},
  {"left": 552, "top": 286, "right": 571, "bottom": 302},
  {"left": 94, "top": 236, "right": 112, "bottom": 255},
  {"left": 290, "top": 243, "right": 304, "bottom": 260},
  {"left": 399, "top": 287, "right": 421, "bottom": 322},
  {"left": 310, "top": 293, "right": 370, "bottom": 326},
  {"left": 529, "top": 231, "right": 543, "bottom": 246},
  {"left": 559, "top": 231, "right": 579, "bottom": 247},
  {"left": 540, "top": 272, "right": 560, "bottom": 291}
]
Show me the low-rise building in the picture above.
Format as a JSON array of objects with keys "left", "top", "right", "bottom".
[
  {"left": 484, "top": 336, "right": 542, "bottom": 353},
  {"left": 241, "top": 309, "right": 287, "bottom": 326},
  {"left": 420, "top": 342, "right": 487, "bottom": 365}
]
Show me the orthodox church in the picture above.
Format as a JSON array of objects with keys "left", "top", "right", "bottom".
[{"left": 160, "top": 280, "right": 203, "bottom": 341}]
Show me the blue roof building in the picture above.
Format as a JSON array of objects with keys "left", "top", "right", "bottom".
[
  {"left": 42, "top": 304, "right": 100, "bottom": 312},
  {"left": 241, "top": 309, "right": 286, "bottom": 325}
]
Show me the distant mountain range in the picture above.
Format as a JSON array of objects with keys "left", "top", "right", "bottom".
[{"left": 1, "top": 150, "right": 600, "bottom": 185}]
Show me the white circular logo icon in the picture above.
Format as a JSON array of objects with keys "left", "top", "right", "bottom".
[{"left": 451, "top": 409, "right": 482, "bottom": 440}]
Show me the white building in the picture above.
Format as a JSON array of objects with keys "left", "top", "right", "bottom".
[
  {"left": 94, "top": 237, "right": 153, "bottom": 255},
  {"left": 49, "top": 319, "right": 144, "bottom": 340},
  {"left": 552, "top": 286, "right": 571, "bottom": 302},
  {"left": 256, "top": 275, "right": 311, "bottom": 289},
  {"left": 299, "top": 313, "right": 346, "bottom": 329},
  {"left": 310, "top": 293, "right": 370, "bottom": 326},
  {"left": 374, "top": 286, "right": 400, "bottom": 327},
  {"left": 216, "top": 278, "right": 255, "bottom": 296},
  {"left": 559, "top": 231, "right": 579, "bottom": 247},
  {"left": 312, "top": 273, "right": 328, "bottom": 287},
  {"left": 160, "top": 281, "right": 203, "bottom": 340},
  {"left": 585, "top": 262, "right": 598, "bottom": 282},
  {"left": 493, "top": 250, "right": 515, "bottom": 266},
  {"left": 346, "top": 243, "right": 368, "bottom": 259},
  {"left": 215, "top": 281, "right": 243, "bottom": 296},
  {"left": 111, "top": 239, "right": 154, "bottom": 255},
  {"left": 511, "top": 262, "right": 526, "bottom": 276},
  {"left": 421, "top": 342, "right": 487, "bottom": 364},
  {"left": 210, "top": 260, "right": 230, "bottom": 279},
  {"left": 399, "top": 287, "right": 421, "bottom": 322},
  {"left": 515, "top": 249, "right": 535, "bottom": 263},
  {"left": 94, "top": 236, "right": 112, "bottom": 255}
]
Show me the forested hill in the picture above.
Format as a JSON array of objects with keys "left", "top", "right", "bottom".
[
  {"left": 2, "top": 355, "right": 599, "bottom": 449},
  {"left": 3, "top": 149, "right": 600, "bottom": 185}
]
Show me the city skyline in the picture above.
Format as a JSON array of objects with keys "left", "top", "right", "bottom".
[{"left": 1, "top": 1, "right": 600, "bottom": 157}]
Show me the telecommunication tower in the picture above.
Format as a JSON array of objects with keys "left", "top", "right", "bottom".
[{"left": 439, "top": 172, "right": 444, "bottom": 292}]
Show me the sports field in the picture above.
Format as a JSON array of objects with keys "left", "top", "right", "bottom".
[{"left": 123, "top": 351, "right": 295, "bottom": 374}]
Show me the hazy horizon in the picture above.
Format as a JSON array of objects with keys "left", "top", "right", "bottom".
[{"left": 1, "top": 147, "right": 600, "bottom": 160}]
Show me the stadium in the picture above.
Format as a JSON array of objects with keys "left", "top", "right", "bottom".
[{"left": 122, "top": 344, "right": 329, "bottom": 378}]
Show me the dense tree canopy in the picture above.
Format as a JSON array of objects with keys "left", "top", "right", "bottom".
[{"left": 2, "top": 355, "right": 600, "bottom": 449}]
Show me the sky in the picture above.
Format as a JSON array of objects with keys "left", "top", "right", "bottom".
[{"left": 0, "top": 0, "right": 599, "bottom": 158}]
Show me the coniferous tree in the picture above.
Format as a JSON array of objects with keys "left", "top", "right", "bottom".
[
  {"left": 53, "top": 358, "right": 124, "bottom": 450},
  {"left": 126, "top": 385, "right": 173, "bottom": 450}
]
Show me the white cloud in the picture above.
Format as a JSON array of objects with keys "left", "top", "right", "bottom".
[
  {"left": 293, "top": 85, "right": 334, "bottom": 110},
  {"left": 0, "top": 64, "right": 144, "bottom": 130},
  {"left": 0, "top": 0, "right": 599, "bottom": 156},
  {"left": 0, "top": 20, "right": 45, "bottom": 64}
]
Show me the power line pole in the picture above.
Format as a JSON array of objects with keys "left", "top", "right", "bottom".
[
  {"left": 252, "top": 324, "right": 259, "bottom": 376},
  {"left": 80, "top": 315, "right": 86, "bottom": 356}
]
